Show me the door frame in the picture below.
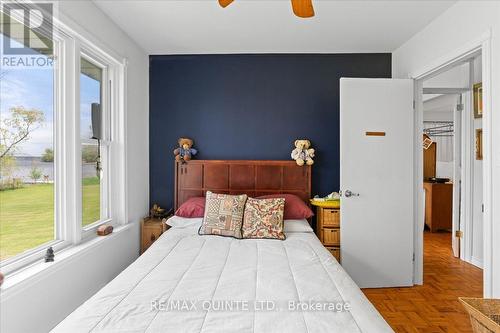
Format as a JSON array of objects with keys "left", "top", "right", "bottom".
[
  {"left": 421, "top": 91, "right": 465, "bottom": 259},
  {"left": 410, "top": 30, "right": 492, "bottom": 297},
  {"left": 453, "top": 93, "right": 463, "bottom": 259}
]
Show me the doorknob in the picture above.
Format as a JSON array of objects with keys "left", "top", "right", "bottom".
[{"left": 343, "top": 190, "right": 359, "bottom": 198}]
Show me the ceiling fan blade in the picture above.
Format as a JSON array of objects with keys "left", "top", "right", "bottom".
[
  {"left": 218, "top": 0, "right": 234, "bottom": 8},
  {"left": 291, "top": 0, "right": 315, "bottom": 18}
]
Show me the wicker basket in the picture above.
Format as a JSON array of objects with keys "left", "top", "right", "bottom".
[{"left": 459, "top": 298, "right": 500, "bottom": 333}]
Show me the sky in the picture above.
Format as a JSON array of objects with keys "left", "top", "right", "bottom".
[{"left": 1, "top": 34, "right": 100, "bottom": 157}]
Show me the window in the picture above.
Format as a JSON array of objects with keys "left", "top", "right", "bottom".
[
  {"left": 0, "top": 32, "right": 57, "bottom": 260},
  {"left": 80, "top": 57, "right": 108, "bottom": 227},
  {"left": 0, "top": 7, "right": 126, "bottom": 274}
]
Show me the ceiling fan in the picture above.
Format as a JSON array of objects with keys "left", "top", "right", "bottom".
[{"left": 218, "top": 0, "right": 315, "bottom": 18}]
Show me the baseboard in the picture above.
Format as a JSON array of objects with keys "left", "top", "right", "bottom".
[{"left": 470, "top": 256, "right": 483, "bottom": 269}]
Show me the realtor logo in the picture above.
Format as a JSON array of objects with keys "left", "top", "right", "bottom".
[{"left": 1, "top": 2, "right": 53, "bottom": 55}]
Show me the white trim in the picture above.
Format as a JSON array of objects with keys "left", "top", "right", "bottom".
[
  {"left": 54, "top": 28, "right": 71, "bottom": 243},
  {"left": 461, "top": 62, "right": 474, "bottom": 263},
  {"left": 410, "top": 29, "right": 490, "bottom": 80},
  {"left": 413, "top": 79, "right": 424, "bottom": 285},
  {"left": 452, "top": 94, "right": 462, "bottom": 258},
  {"left": 0, "top": 240, "right": 69, "bottom": 275},
  {"left": 55, "top": 9, "right": 127, "bottom": 68},
  {"left": 72, "top": 39, "right": 82, "bottom": 244},
  {"left": 0, "top": 224, "right": 133, "bottom": 301},
  {"left": 410, "top": 31, "right": 493, "bottom": 297},
  {"left": 422, "top": 88, "right": 469, "bottom": 95},
  {"left": 80, "top": 51, "right": 111, "bottom": 231},
  {"left": 471, "top": 256, "right": 484, "bottom": 269},
  {"left": 480, "top": 37, "right": 493, "bottom": 298},
  {"left": 118, "top": 59, "right": 128, "bottom": 225},
  {"left": 82, "top": 218, "right": 112, "bottom": 235}
]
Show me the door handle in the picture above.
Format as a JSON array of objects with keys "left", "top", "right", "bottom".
[{"left": 343, "top": 190, "right": 359, "bottom": 198}]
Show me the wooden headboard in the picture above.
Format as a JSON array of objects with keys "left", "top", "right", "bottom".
[{"left": 174, "top": 160, "right": 311, "bottom": 210}]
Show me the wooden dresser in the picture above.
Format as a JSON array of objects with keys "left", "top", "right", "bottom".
[
  {"left": 140, "top": 217, "right": 170, "bottom": 254},
  {"left": 315, "top": 206, "right": 341, "bottom": 263},
  {"left": 423, "top": 182, "right": 453, "bottom": 232}
]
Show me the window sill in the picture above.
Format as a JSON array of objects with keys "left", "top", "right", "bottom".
[
  {"left": 82, "top": 218, "right": 114, "bottom": 241},
  {"left": 0, "top": 223, "right": 133, "bottom": 301}
]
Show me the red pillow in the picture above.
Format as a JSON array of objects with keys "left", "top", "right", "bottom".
[
  {"left": 175, "top": 197, "right": 205, "bottom": 218},
  {"left": 256, "top": 194, "right": 314, "bottom": 220}
]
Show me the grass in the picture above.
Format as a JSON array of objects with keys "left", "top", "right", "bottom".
[
  {"left": 0, "top": 184, "right": 54, "bottom": 260},
  {"left": 82, "top": 177, "right": 100, "bottom": 227},
  {"left": 0, "top": 178, "right": 100, "bottom": 260}
]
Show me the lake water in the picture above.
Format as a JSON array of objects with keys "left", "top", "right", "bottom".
[{"left": 1, "top": 156, "right": 98, "bottom": 182}]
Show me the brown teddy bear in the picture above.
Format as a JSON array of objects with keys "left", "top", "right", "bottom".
[
  {"left": 291, "top": 139, "right": 315, "bottom": 166},
  {"left": 173, "top": 138, "right": 198, "bottom": 162}
]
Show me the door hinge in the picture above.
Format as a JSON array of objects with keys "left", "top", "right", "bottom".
[
  {"left": 456, "top": 103, "right": 464, "bottom": 111},
  {"left": 482, "top": 204, "right": 484, "bottom": 213},
  {"left": 413, "top": 100, "right": 416, "bottom": 110},
  {"left": 455, "top": 230, "right": 463, "bottom": 238},
  {"left": 412, "top": 253, "right": 415, "bottom": 261}
]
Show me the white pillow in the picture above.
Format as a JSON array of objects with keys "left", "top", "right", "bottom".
[
  {"left": 284, "top": 219, "right": 313, "bottom": 233},
  {"left": 166, "top": 216, "right": 202, "bottom": 228}
]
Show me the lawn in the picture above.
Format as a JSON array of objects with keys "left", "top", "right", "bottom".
[
  {"left": 0, "top": 178, "right": 99, "bottom": 260},
  {"left": 82, "top": 177, "right": 100, "bottom": 227}
]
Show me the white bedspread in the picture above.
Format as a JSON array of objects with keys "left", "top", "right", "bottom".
[{"left": 52, "top": 225, "right": 392, "bottom": 333}]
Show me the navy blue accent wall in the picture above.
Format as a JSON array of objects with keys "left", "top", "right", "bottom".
[{"left": 150, "top": 54, "right": 391, "bottom": 209}]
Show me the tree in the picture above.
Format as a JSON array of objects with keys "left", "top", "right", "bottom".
[
  {"left": 82, "top": 145, "right": 98, "bottom": 163},
  {"left": 0, "top": 155, "right": 16, "bottom": 179},
  {"left": 41, "top": 148, "right": 54, "bottom": 162},
  {"left": 0, "top": 106, "right": 45, "bottom": 159},
  {"left": 29, "top": 165, "right": 42, "bottom": 183}
]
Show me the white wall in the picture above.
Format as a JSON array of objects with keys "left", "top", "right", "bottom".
[
  {"left": 423, "top": 95, "right": 454, "bottom": 179},
  {"left": 423, "top": 63, "right": 468, "bottom": 101},
  {"left": 423, "top": 94, "right": 456, "bottom": 121},
  {"left": 423, "top": 63, "right": 469, "bottom": 88},
  {"left": 393, "top": 0, "right": 500, "bottom": 297},
  {"left": 0, "top": 2, "right": 149, "bottom": 332}
]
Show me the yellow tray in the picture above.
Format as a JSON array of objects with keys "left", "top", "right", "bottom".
[{"left": 310, "top": 199, "right": 340, "bottom": 208}]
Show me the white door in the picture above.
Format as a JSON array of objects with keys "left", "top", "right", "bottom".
[{"left": 340, "top": 78, "right": 414, "bottom": 288}]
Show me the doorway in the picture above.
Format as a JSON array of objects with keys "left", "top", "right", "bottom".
[
  {"left": 420, "top": 56, "right": 483, "bottom": 270},
  {"left": 412, "top": 34, "right": 492, "bottom": 297}
]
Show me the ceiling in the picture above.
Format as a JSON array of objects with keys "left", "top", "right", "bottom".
[{"left": 93, "top": 0, "right": 455, "bottom": 55}]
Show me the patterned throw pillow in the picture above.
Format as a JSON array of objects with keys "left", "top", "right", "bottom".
[
  {"left": 242, "top": 198, "right": 286, "bottom": 240},
  {"left": 199, "top": 191, "right": 248, "bottom": 238}
]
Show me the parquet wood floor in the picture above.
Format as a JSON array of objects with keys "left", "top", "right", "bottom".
[{"left": 363, "top": 231, "right": 483, "bottom": 333}]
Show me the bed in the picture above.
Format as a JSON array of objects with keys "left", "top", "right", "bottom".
[{"left": 52, "top": 160, "right": 392, "bottom": 333}]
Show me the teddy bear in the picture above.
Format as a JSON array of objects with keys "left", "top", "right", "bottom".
[
  {"left": 173, "top": 137, "right": 198, "bottom": 162},
  {"left": 291, "top": 139, "right": 315, "bottom": 166}
]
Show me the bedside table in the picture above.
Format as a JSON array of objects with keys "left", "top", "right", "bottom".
[
  {"left": 140, "top": 217, "right": 170, "bottom": 254},
  {"left": 313, "top": 205, "right": 341, "bottom": 263}
]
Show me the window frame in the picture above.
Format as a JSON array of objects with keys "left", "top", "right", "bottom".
[
  {"left": 79, "top": 51, "right": 112, "bottom": 234},
  {"left": 0, "top": 13, "right": 67, "bottom": 273},
  {"left": 0, "top": 7, "right": 127, "bottom": 275}
]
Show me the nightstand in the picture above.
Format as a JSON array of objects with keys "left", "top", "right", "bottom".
[
  {"left": 313, "top": 204, "right": 341, "bottom": 263},
  {"left": 140, "top": 217, "right": 170, "bottom": 254}
]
